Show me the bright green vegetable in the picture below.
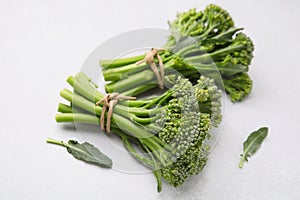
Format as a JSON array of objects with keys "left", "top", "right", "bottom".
[
  {"left": 100, "top": 4, "right": 254, "bottom": 102},
  {"left": 239, "top": 127, "right": 268, "bottom": 168},
  {"left": 55, "top": 72, "right": 221, "bottom": 191},
  {"left": 46, "top": 138, "right": 113, "bottom": 168}
]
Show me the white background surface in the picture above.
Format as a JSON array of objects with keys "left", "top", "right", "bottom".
[{"left": 1, "top": 0, "right": 300, "bottom": 199}]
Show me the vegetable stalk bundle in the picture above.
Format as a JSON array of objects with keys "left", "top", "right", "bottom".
[
  {"left": 56, "top": 72, "right": 221, "bottom": 191},
  {"left": 101, "top": 4, "right": 254, "bottom": 102}
]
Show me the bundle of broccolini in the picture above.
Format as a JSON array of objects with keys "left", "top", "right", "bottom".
[
  {"left": 55, "top": 72, "right": 221, "bottom": 191},
  {"left": 100, "top": 4, "right": 254, "bottom": 102}
]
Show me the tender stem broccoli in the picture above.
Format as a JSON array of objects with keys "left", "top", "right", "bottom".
[
  {"left": 100, "top": 4, "right": 254, "bottom": 102},
  {"left": 56, "top": 72, "right": 222, "bottom": 191}
]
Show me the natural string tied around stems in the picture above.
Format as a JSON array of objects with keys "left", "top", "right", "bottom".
[
  {"left": 95, "top": 93, "right": 136, "bottom": 133},
  {"left": 136, "top": 48, "right": 165, "bottom": 89}
]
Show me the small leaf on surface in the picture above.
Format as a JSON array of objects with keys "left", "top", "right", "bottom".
[
  {"left": 47, "top": 138, "right": 112, "bottom": 168},
  {"left": 239, "top": 127, "right": 268, "bottom": 168}
]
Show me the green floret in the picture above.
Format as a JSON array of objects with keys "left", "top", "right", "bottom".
[
  {"left": 161, "top": 114, "right": 211, "bottom": 187},
  {"left": 156, "top": 78, "right": 201, "bottom": 156},
  {"left": 214, "top": 33, "right": 254, "bottom": 67},
  {"left": 223, "top": 73, "right": 253, "bottom": 102},
  {"left": 208, "top": 33, "right": 254, "bottom": 68},
  {"left": 165, "top": 4, "right": 235, "bottom": 53},
  {"left": 231, "top": 33, "right": 254, "bottom": 66},
  {"left": 210, "top": 33, "right": 254, "bottom": 77},
  {"left": 154, "top": 77, "right": 215, "bottom": 187},
  {"left": 168, "top": 4, "right": 234, "bottom": 40},
  {"left": 203, "top": 4, "right": 234, "bottom": 35},
  {"left": 195, "top": 76, "right": 222, "bottom": 127}
]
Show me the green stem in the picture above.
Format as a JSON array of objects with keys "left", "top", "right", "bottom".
[
  {"left": 56, "top": 113, "right": 99, "bottom": 124},
  {"left": 103, "top": 62, "right": 148, "bottom": 81},
  {"left": 111, "top": 127, "right": 154, "bottom": 168},
  {"left": 46, "top": 138, "right": 91, "bottom": 157},
  {"left": 58, "top": 103, "right": 73, "bottom": 113},
  {"left": 239, "top": 155, "right": 245, "bottom": 168},
  {"left": 100, "top": 54, "right": 146, "bottom": 69},
  {"left": 118, "top": 83, "right": 158, "bottom": 97},
  {"left": 142, "top": 92, "right": 168, "bottom": 109},
  {"left": 127, "top": 100, "right": 151, "bottom": 107},
  {"left": 46, "top": 138, "right": 68, "bottom": 147},
  {"left": 105, "top": 69, "right": 155, "bottom": 93},
  {"left": 130, "top": 115, "right": 157, "bottom": 124},
  {"left": 143, "top": 145, "right": 162, "bottom": 192},
  {"left": 176, "top": 43, "right": 199, "bottom": 56}
]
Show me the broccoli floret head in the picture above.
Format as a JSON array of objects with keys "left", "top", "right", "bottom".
[
  {"left": 168, "top": 8, "right": 205, "bottom": 37},
  {"left": 229, "top": 33, "right": 254, "bottom": 66},
  {"left": 169, "top": 4, "right": 234, "bottom": 36},
  {"left": 155, "top": 77, "right": 214, "bottom": 187},
  {"left": 214, "top": 33, "right": 255, "bottom": 77},
  {"left": 161, "top": 113, "right": 211, "bottom": 187},
  {"left": 223, "top": 73, "right": 253, "bottom": 102},
  {"left": 204, "top": 4, "right": 234, "bottom": 34},
  {"left": 157, "top": 78, "right": 202, "bottom": 155},
  {"left": 167, "top": 4, "right": 235, "bottom": 46},
  {"left": 195, "top": 76, "right": 222, "bottom": 127}
]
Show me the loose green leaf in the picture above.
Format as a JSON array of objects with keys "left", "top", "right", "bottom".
[
  {"left": 239, "top": 127, "right": 268, "bottom": 168},
  {"left": 47, "top": 138, "right": 112, "bottom": 168}
]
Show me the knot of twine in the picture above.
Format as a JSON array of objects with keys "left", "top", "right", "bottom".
[
  {"left": 136, "top": 48, "right": 165, "bottom": 89},
  {"left": 95, "top": 93, "right": 136, "bottom": 133}
]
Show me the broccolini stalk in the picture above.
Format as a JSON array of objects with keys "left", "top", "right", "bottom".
[
  {"left": 56, "top": 72, "right": 222, "bottom": 191},
  {"left": 100, "top": 4, "right": 254, "bottom": 102}
]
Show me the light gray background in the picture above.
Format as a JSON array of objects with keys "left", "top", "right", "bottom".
[{"left": 1, "top": 0, "right": 300, "bottom": 199}]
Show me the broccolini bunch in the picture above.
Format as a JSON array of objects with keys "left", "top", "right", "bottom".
[
  {"left": 101, "top": 4, "right": 254, "bottom": 102},
  {"left": 56, "top": 72, "right": 221, "bottom": 191}
]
